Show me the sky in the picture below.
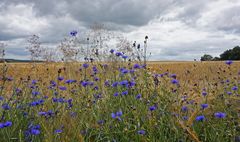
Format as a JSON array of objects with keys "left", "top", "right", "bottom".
[{"left": 0, "top": 0, "right": 240, "bottom": 60}]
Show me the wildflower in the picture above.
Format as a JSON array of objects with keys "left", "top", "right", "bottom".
[
  {"left": 58, "top": 76, "right": 64, "bottom": 81},
  {"left": 31, "top": 129, "right": 40, "bottom": 135},
  {"left": 115, "top": 52, "right": 122, "bottom": 56},
  {"left": 133, "top": 63, "right": 141, "bottom": 69},
  {"left": 97, "top": 120, "right": 105, "bottom": 125},
  {"left": 170, "top": 74, "right": 177, "bottom": 79},
  {"left": 202, "top": 91, "right": 207, "bottom": 96},
  {"left": 7, "top": 77, "right": 13, "bottom": 81},
  {"left": 31, "top": 80, "right": 37, "bottom": 85},
  {"left": 82, "top": 63, "right": 89, "bottom": 69},
  {"left": 181, "top": 106, "right": 188, "bottom": 112},
  {"left": 196, "top": 115, "right": 205, "bottom": 121},
  {"left": 121, "top": 90, "right": 128, "bottom": 95},
  {"left": 232, "top": 86, "right": 238, "bottom": 91},
  {"left": 112, "top": 82, "right": 118, "bottom": 87},
  {"left": 183, "top": 116, "right": 188, "bottom": 120},
  {"left": 65, "top": 79, "right": 76, "bottom": 84},
  {"left": 0, "top": 121, "right": 12, "bottom": 128},
  {"left": 32, "top": 91, "right": 40, "bottom": 96},
  {"left": 119, "top": 80, "right": 128, "bottom": 86},
  {"left": 171, "top": 79, "right": 179, "bottom": 84},
  {"left": 225, "top": 60, "right": 233, "bottom": 65},
  {"left": 59, "top": 86, "right": 67, "bottom": 91},
  {"left": 70, "top": 30, "right": 77, "bottom": 36},
  {"left": 201, "top": 104, "right": 208, "bottom": 109},
  {"left": 55, "top": 129, "right": 63, "bottom": 134},
  {"left": 92, "top": 66, "right": 98, "bottom": 73},
  {"left": 214, "top": 112, "right": 226, "bottom": 118},
  {"left": 3, "top": 121, "right": 12, "bottom": 127},
  {"left": 104, "top": 80, "right": 110, "bottom": 86},
  {"left": 111, "top": 110, "right": 123, "bottom": 121},
  {"left": 120, "top": 68, "right": 128, "bottom": 74},
  {"left": 113, "top": 92, "right": 119, "bottom": 97},
  {"left": 137, "top": 130, "right": 146, "bottom": 135},
  {"left": 122, "top": 55, "right": 128, "bottom": 59},
  {"left": 227, "top": 91, "right": 232, "bottom": 95},
  {"left": 149, "top": 106, "right": 156, "bottom": 111},
  {"left": 2, "top": 103, "right": 10, "bottom": 110},
  {"left": 110, "top": 49, "right": 115, "bottom": 53},
  {"left": 136, "top": 94, "right": 141, "bottom": 99}
]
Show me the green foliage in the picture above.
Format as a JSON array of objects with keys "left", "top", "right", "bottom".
[
  {"left": 220, "top": 46, "right": 240, "bottom": 60},
  {"left": 200, "top": 54, "right": 213, "bottom": 61}
]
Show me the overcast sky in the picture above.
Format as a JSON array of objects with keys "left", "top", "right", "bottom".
[{"left": 0, "top": 0, "right": 240, "bottom": 60}]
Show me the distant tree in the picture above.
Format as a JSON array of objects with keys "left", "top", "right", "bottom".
[
  {"left": 220, "top": 46, "right": 240, "bottom": 60},
  {"left": 26, "top": 35, "right": 43, "bottom": 62},
  {"left": 201, "top": 54, "right": 213, "bottom": 61},
  {"left": 212, "top": 57, "right": 220, "bottom": 61}
]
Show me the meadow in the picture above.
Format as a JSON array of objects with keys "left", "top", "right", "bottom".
[{"left": 0, "top": 60, "right": 240, "bottom": 142}]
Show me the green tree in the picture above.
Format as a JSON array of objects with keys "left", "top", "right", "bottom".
[
  {"left": 201, "top": 54, "right": 213, "bottom": 61},
  {"left": 220, "top": 46, "right": 240, "bottom": 60}
]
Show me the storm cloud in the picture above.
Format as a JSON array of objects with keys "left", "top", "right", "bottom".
[{"left": 0, "top": 0, "right": 239, "bottom": 60}]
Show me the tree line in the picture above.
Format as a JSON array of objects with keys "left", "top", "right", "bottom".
[{"left": 200, "top": 46, "right": 240, "bottom": 61}]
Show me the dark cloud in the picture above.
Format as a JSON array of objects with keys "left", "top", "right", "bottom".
[{"left": 0, "top": 0, "right": 240, "bottom": 60}]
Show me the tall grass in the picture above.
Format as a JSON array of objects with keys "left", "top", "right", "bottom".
[{"left": 0, "top": 60, "right": 239, "bottom": 142}]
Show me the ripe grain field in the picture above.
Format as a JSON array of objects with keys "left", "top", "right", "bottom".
[{"left": 0, "top": 61, "right": 240, "bottom": 142}]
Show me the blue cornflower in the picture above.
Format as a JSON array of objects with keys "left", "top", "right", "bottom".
[
  {"left": 58, "top": 76, "right": 64, "bottom": 81},
  {"left": 0, "top": 121, "right": 12, "bottom": 128},
  {"left": 55, "top": 129, "right": 63, "bottom": 134},
  {"left": 122, "top": 55, "right": 128, "bottom": 59},
  {"left": 31, "top": 129, "right": 40, "bottom": 135},
  {"left": 201, "top": 104, "right": 208, "bottom": 109},
  {"left": 70, "top": 30, "right": 77, "bottom": 36},
  {"left": 119, "top": 80, "right": 128, "bottom": 86},
  {"left": 232, "top": 86, "right": 238, "bottom": 91},
  {"left": 181, "top": 106, "right": 188, "bottom": 112},
  {"left": 137, "top": 130, "right": 146, "bottom": 135},
  {"left": 2, "top": 103, "right": 10, "bottom": 110},
  {"left": 149, "top": 106, "right": 156, "bottom": 111},
  {"left": 31, "top": 80, "right": 37, "bottom": 85},
  {"left": 225, "top": 60, "right": 233, "bottom": 65},
  {"left": 3, "top": 121, "right": 12, "bottom": 127},
  {"left": 82, "top": 63, "right": 89, "bottom": 68},
  {"left": 7, "top": 77, "right": 13, "bottom": 81},
  {"left": 171, "top": 79, "right": 179, "bottom": 84},
  {"left": 121, "top": 90, "right": 128, "bottom": 95},
  {"left": 38, "top": 111, "right": 47, "bottom": 116},
  {"left": 65, "top": 79, "right": 76, "bottom": 84},
  {"left": 133, "top": 63, "right": 141, "bottom": 69},
  {"left": 97, "top": 120, "right": 105, "bottom": 125},
  {"left": 214, "top": 112, "right": 226, "bottom": 118},
  {"left": 202, "top": 91, "right": 207, "bottom": 96},
  {"left": 120, "top": 68, "right": 128, "bottom": 74},
  {"left": 81, "top": 81, "right": 89, "bottom": 87},
  {"left": 111, "top": 110, "right": 123, "bottom": 121},
  {"left": 227, "top": 91, "right": 232, "bottom": 95},
  {"left": 0, "top": 123, "right": 4, "bottom": 128},
  {"left": 104, "top": 80, "right": 110, "bottom": 86},
  {"left": 110, "top": 49, "right": 115, "bottom": 53},
  {"left": 113, "top": 92, "right": 119, "bottom": 97},
  {"left": 92, "top": 66, "right": 98, "bottom": 73},
  {"left": 32, "top": 91, "right": 40, "bottom": 96},
  {"left": 59, "top": 86, "right": 67, "bottom": 91},
  {"left": 112, "top": 82, "right": 118, "bottom": 87},
  {"left": 136, "top": 94, "right": 141, "bottom": 99},
  {"left": 115, "top": 52, "right": 122, "bottom": 56},
  {"left": 170, "top": 74, "right": 177, "bottom": 79},
  {"left": 196, "top": 115, "right": 205, "bottom": 121}
]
